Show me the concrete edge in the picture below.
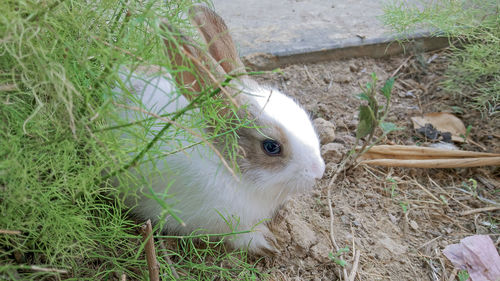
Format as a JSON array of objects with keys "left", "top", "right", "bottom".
[{"left": 241, "top": 34, "right": 450, "bottom": 70}]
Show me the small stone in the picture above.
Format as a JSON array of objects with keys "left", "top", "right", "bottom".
[
  {"left": 443, "top": 227, "right": 453, "bottom": 234},
  {"left": 313, "top": 118, "right": 336, "bottom": 145},
  {"left": 332, "top": 134, "right": 356, "bottom": 146},
  {"left": 439, "top": 240, "right": 448, "bottom": 248},
  {"left": 325, "top": 162, "right": 338, "bottom": 173},
  {"left": 398, "top": 90, "right": 416, "bottom": 98},
  {"left": 379, "top": 237, "right": 407, "bottom": 255},
  {"left": 409, "top": 220, "right": 419, "bottom": 231},
  {"left": 333, "top": 74, "right": 351, "bottom": 84},
  {"left": 241, "top": 53, "right": 278, "bottom": 70},
  {"left": 340, "top": 215, "right": 349, "bottom": 224},
  {"left": 310, "top": 240, "right": 331, "bottom": 263},
  {"left": 288, "top": 216, "right": 317, "bottom": 251},
  {"left": 388, "top": 213, "right": 398, "bottom": 225},
  {"left": 320, "top": 143, "right": 344, "bottom": 163},
  {"left": 349, "top": 64, "right": 359, "bottom": 72}
]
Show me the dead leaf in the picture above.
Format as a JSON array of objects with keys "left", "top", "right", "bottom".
[
  {"left": 443, "top": 235, "right": 500, "bottom": 281},
  {"left": 411, "top": 112, "right": 467, "bottom": 143}
]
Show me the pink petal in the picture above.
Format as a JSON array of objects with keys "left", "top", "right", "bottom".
[{"left": 443, "top": 235, "right": 500, "bottom": 281}]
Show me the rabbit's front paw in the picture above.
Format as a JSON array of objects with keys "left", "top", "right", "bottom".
[{"left": 229, "top": 226, "right": 279, "bottom": 256}]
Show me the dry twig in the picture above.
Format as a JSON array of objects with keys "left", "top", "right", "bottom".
[
  {"left": 0, "top": 229, "right": 21, "bottom": 235},
  {"left": 327, "top": 161, "right": 350, "bottom": 281},
  {"left": 304, "top": 65, "right": 320, "bottom": 87},
  {"left": 159, "top": 240, "right": 180, "bottom": 279},
  {"left": 417, "top": 235, "right": 442, "bottom": 250},
  {"left": 412, "top": 179, "right": 443, "bottom": 205},
  {"left": 140, "top": 219, "right": 160, "bottom": 281},
  {"left": 460, "top": 206, "right": 500, "bottom": 216},
  {"left": 348, "top": 249, "right": 361, "bottom": 281},
  {"left": 451, "top": 186, "right": 499, "bottom": 206},
  {"left": 29, "top": 266, "right": 68, "bottom": 274},
  {"left": 390, "top": 56, "right": 413, "bottom": 78}
]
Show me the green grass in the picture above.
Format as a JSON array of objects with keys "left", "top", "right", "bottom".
[
  {"left": 383, "top": 0, "right": 499, "bottom": 114},
  {"left": 0, "top": 0, "right": 263, "bottom": 279}
]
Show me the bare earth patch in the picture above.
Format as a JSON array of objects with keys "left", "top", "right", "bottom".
[{"left": 249, "top": 51, "right": 499, "bottom": 280}]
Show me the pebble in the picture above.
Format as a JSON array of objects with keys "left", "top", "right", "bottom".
[
  {"left": 313, "top": 118, "right": 336, "bottom": 144},
  {"left": 409, "top": 220, "right": 419, "bottom": 231},
  {"left": 320, "top": 143, "right": 344, "bottom": 163},
  {"left": 333, "top": 74, "right": 351, "bottom": 84}
]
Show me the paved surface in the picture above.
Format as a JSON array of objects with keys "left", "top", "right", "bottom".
[
  {"left": 213, "top": 0, "right": 392, "bottom": 56},
  {"left": 211, "top": 0, "right": 446, "bottom": 68}
]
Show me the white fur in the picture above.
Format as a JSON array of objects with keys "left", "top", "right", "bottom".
[{"left": 113, "top": 70, "right": 325, "bottom": 254}]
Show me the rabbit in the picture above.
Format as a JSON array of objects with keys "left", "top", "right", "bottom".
[{"left": 112, "top": 5, "right": 325, "bottom": 255}]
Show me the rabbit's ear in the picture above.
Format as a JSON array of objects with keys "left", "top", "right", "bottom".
[
  {"left": 161, "top": 21, "right": 226, "bottom": 100},
  {"left": 190, "top": 5, "right": 246, "bottom": 75}
]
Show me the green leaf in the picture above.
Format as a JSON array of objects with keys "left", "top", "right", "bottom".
[
  {"left": 338, "top": 246, "right": 350, "bottom": 254},
  {"left": 328, "top": 253, "right": 347, "bottom": 267},
  {"left": 381, "top": 77, "right": 395, "bottom": 99},
  {"left": 451, "top": 106, "right": 464, "bottom": 114},
  {"left": 334, "top": 258, "right": 347, "bottom": 267},
  {"left": 379, "top": 122, "right": 400, "bottom": 133},
  {"left": 356, "top": 93, "right": 370, "bottom": 101},
  {"left": 399, "top": 202, "right": 408, "bottom": 213},
  {"left": 356, "top": 105, "right": 375, "bottom": 139},
  {"left": 457, "top": 270, "right": 469, "bottom": 281}
]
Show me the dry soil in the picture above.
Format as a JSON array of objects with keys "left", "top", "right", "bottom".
[{"left": 248, "top": 50, "right": 500, "bottom": 281}]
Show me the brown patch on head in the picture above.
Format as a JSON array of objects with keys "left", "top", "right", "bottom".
[{"left": 236, "top": 119, "right": 291, "bottom": 174}]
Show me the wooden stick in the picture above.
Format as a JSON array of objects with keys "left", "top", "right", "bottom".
[
  {"left": 460, "top": 206, "right": 500, "bottom": 216},
  {"left": 140, "top": 220, "right": 160, "bottom": 281},
  {"left": 360, "top": 157, "right": 500, "bottom": 168}
]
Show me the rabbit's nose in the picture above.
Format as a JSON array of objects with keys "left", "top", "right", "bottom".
[{"left": 309, "top": 160, "right": 325, "bottom": 179}]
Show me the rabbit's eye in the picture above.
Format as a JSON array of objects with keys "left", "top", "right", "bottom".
[{"left": 262, "top": 139, "right": 281, "bottom": 156}]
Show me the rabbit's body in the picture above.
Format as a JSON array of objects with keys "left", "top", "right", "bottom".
[{"left": 114, "top": 6, "right": 325, "bottom": 255}]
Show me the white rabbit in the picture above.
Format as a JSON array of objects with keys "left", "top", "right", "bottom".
[{"left": 113, "top": 5, "right": 325, "bottom": 255}]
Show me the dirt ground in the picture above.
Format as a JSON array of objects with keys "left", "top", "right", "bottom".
[{"left": 247, "top": 50, "right": 500, "bottom": 280}]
